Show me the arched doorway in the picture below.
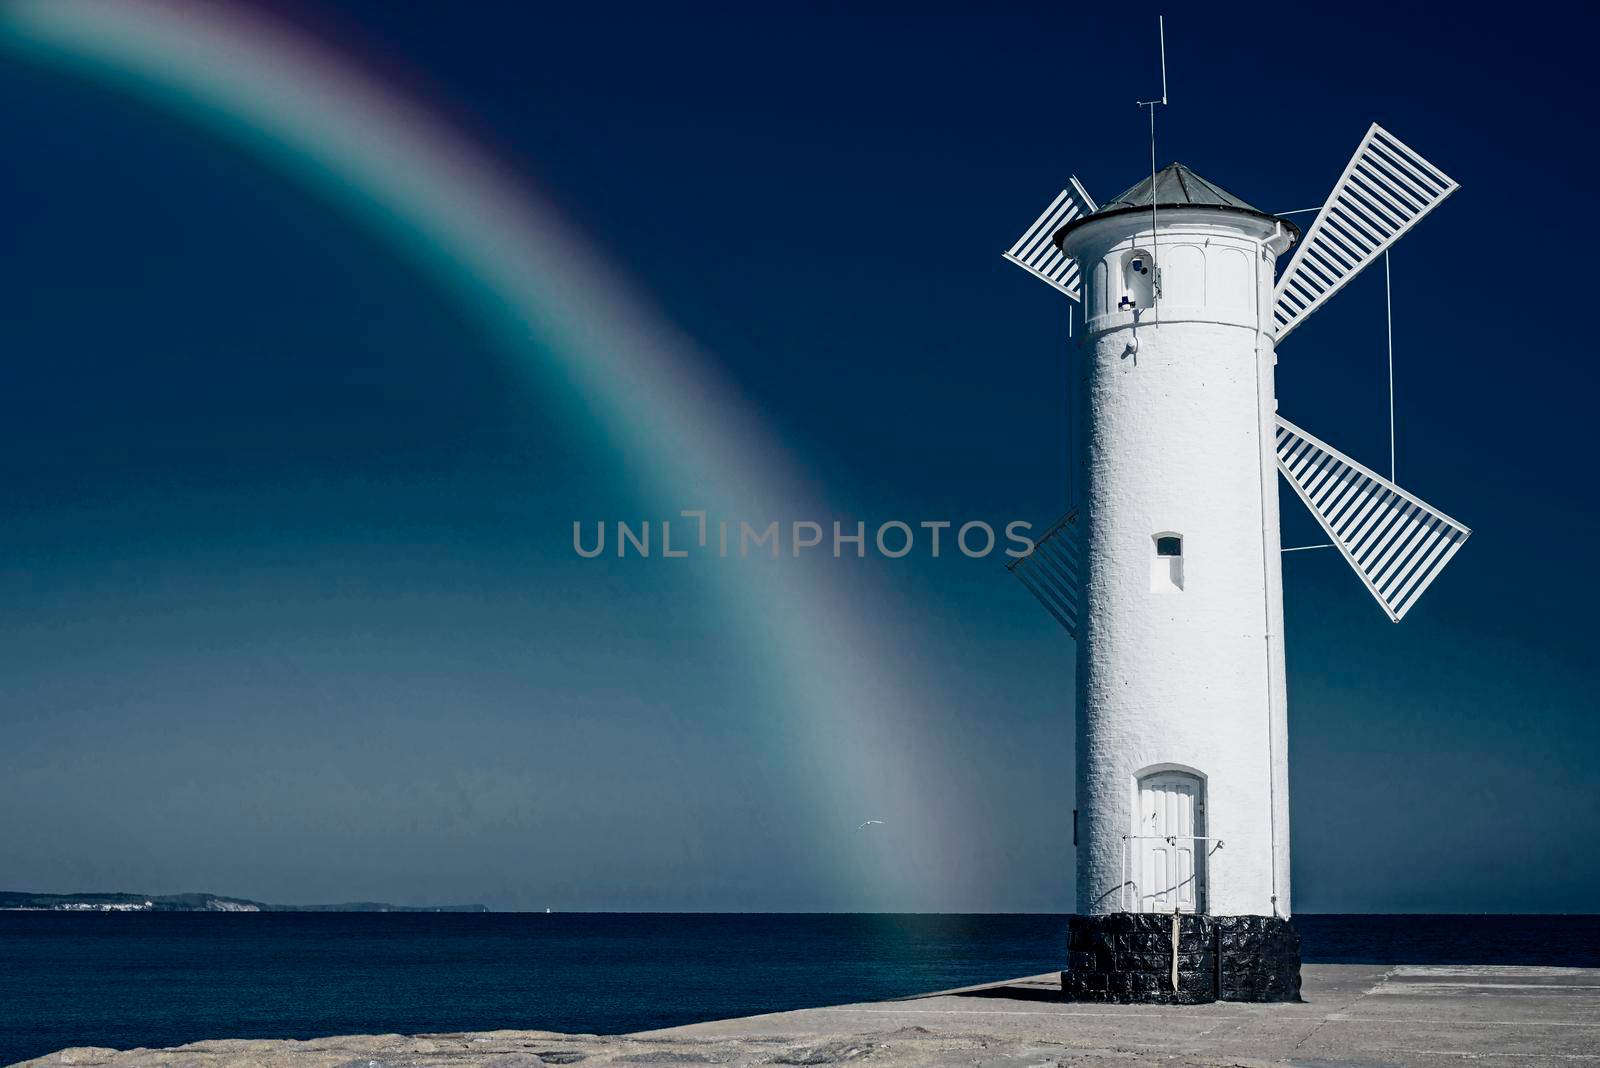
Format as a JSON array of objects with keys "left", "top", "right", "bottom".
[{"left": 1134, "top": 769, "right": 1207, "bottom": 913}]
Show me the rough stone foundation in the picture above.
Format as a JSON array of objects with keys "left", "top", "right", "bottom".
[{"left": 1061, "top": 913, "right": 1301, "bottom": 1004}]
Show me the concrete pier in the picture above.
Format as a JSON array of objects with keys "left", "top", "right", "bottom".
[
  {"left": 18, "top": 964, "right": 1600, "bottom": 1067},
  {"left": 656, "top": 964, "right": 1600, "bottom": 1066}
]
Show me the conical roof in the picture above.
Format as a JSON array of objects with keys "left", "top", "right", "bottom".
[
  {"left": 1100, "top": 162, "right": 1261, "bottom": 213},
  {"left": 1054, "top": 163, "right": 1297, "bottom": 247}
]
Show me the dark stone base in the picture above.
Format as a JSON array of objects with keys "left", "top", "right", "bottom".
[{"left": 1061, "top": 913, "right": 1301, "bottom": 1004}]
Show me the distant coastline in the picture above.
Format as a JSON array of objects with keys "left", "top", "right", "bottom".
[{"left": 0, "top": 890, "right": 489, "bottom": 912}]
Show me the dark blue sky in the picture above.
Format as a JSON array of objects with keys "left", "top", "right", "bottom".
[{"left": 1, "top": 1, "right": 1595, "bottom": 912}]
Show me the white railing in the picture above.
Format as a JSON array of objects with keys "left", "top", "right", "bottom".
[{"left": 1120, "top": 833, "right": 1224, "bottom": 914}]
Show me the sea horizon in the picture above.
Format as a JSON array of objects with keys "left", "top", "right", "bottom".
[{"left": 4, "top": 912, "right": 1597, "bottom": 1065}]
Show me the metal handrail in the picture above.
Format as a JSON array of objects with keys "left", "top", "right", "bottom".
[
  {"left": 1120, "top": 834, "right": 1223, "bottom": 913},
  {"left": 1122, "top": 834, "right": 1223, "bottom": 841}
]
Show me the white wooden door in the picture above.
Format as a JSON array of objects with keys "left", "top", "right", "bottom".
[{"left": 1136, "top": 771, "right": 1205, "bottom": 913}]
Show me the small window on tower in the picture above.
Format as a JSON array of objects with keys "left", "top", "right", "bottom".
[
  {"left": 1121, "top": 249, "right": 1156, "bottom": 310},
  {"left": 1152, "top": 532, "right": 1184, "bottom": 592}
]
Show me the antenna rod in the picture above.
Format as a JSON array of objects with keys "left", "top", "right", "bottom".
[
  {"left": 1386, "top": 250, "right": 1395, "bottom": 481},
  {"left": 1150, "top": 102, "right": 1159, "bottom": 324},
  {"left": 1159, "top": 14, "right": 1168, "bottom": 105},
  {"left": 1137, "top": 16, "right": 1167, "bottom": 324}
]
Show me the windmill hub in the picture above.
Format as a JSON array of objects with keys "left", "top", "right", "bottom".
[{"left": 1003, "top": 126, "right": 1469, "bottom": 1004}]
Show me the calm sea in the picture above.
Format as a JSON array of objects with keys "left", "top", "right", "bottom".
[{"left": 2, "top": 913, "right": 1596, "bottom": 1065}]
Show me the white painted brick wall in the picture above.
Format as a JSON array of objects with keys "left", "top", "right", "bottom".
[{"left": 1063, "top": 209, "right": 1293, "bottom": 918}]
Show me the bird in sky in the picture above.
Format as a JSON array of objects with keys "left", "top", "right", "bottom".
[{"left": 856, "top": 820, "right": 885, "bottom": 831}]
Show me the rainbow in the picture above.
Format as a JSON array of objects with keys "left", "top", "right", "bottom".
[{"left": 1, "top": 0, "right": 962, "bottom": 905}]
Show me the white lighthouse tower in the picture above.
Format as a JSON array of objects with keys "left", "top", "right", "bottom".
[
  {"left": 1004, "top": 125, "right": 1471, "bottom": 1002},
  {"left": 1060, "top": 164, "right": 1295, "bottom": 927}
]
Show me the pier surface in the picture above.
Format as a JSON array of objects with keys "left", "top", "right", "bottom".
[{"left": 17, "top": 964, "right": 1599, "bottom": 1067}]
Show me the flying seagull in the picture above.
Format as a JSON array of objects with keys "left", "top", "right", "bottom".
[{"left": 856, "top": 820, "right": 885, "bottom": 831}]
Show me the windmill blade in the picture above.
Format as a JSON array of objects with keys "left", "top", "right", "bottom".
[
  {"left": 1271, "top": 125, "right": 1458, "bottom": 342},
  {"left": 1275, "top": 416, "right": 1470, "bottom": 622},
  {"left": 1008, "top": 509, "right": 1084, "bottom": 638},
  {"left": 1003, "top": 178, "right": 1098, "bottom": 301}
]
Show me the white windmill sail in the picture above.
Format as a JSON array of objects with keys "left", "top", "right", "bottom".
[
  {"left": 1004, "top": 178, "right": 1098, "bottom": 300},
  {"left": 1271, "top": 124, "right": 1458, "bottom": 341},
  {"left": 1275, "top": 416, "right": 1470, "bottom": 622},
  {"left": 1008, "top": 509, "right": 1084, "bottom": 637}
]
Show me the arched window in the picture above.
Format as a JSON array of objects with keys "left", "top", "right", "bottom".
[
  {"left": 1119, "top": 249, "right": 1155, "bottom": 310},
  {"left": 1152, "top": 532, "right": 1184, "bottom": 591}
]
